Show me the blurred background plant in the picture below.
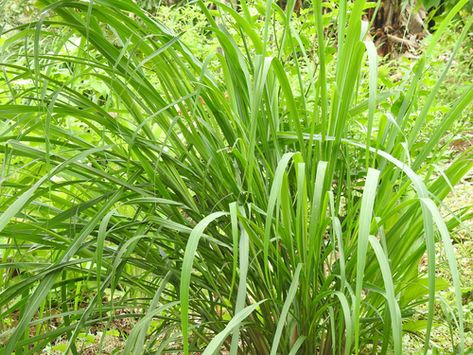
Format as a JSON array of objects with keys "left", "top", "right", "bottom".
[{"left": 0, "top": 0, "right": 37, "bottom": 28}]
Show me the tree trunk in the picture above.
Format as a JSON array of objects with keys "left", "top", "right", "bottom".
[
  {"left": 369, "top": 0, "right": 427, "bottom": 56},
  {"left": 278, "top": 0, "right": 303, "bottom": 14}
]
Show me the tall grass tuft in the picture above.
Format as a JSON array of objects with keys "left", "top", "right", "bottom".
[{"left": 0, "top": 0, "right": 472, "bottom": 353}]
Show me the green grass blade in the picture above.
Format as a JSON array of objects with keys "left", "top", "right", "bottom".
[
  {"left": 180, "top": 211, "right": 228, "bottom": 355},
  {"left": 270, "top": 263, "right": 302, "bottom": 355},
  {"left": 353, "top": 168, "right": 380, "bottom": 353}
]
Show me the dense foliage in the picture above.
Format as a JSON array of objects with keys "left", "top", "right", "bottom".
[{"left": 0, "top": 0, "right": 472, "bottom": 353}]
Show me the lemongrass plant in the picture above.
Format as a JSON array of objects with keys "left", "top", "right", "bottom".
[{"left": 0, "top": 0, "right": 472, "bottom": 353}]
